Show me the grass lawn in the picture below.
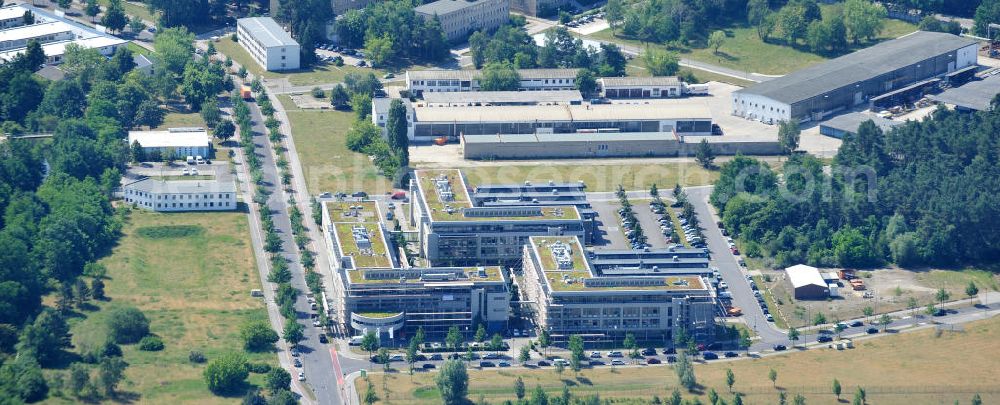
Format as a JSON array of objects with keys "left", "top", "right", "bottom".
[
  {"left": 589, "top": 5, "right": 917, "bottom": 76},
  {"left": 155, "top": 111, "right": 206, "bottom": 130},
  {"left": 54, "top": 210, "right": 274, "bottom": 404},
  {"left": 285, "top": 109, "right": 392, "bottom": 195},
  {"left": 128, "top": 42, "right": 151, "bottom": 56},
  {"left": 215, "top": 38, "right": 383, "bottom": 87},
  {"left": 358, "top": 317, "right": 1000, "bottom": 404},
  {"left": 458, "top": 162, "right": 720, "bottom": 192},
  {"left": 98, "top": 0, "right": 156, "bottom": 23},
  {"left": 916, "top": 268, "right": 1000, "bottom": 294},
  {"left": 625, "top": 57, "right": 756, "bottom": 88}
]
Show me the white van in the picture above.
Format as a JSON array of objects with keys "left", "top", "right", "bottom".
[
  {"left": 348, "top": 336, "right": 365, "bottom": 345},
  {"left": 186, "top": 156, "right": 195, "bottom": 164}
]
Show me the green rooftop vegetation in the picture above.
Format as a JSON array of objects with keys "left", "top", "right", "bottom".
[
  {"left": 334, "top": 222, "right": 391, "bottom": 269},
  {"left": 355, "top": 311, "right": 403, "bottom": 319},
  {"left": 532, "top": 237, "right": 704, "bottom": 292}
]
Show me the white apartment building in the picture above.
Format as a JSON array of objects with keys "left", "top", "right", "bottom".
[
  {"left": 128, "top": 128, "right": 212, "bottom": 160},
  {"left": 123, "top": 178, "right": 237, "bottom": 212},
  {"left": 236, "top": 17, "right": 300, "bottom": 71},
  {"left": 414, "top": 0, "right": 509, "bottom": 42},
  {"left": 0, "top": 21, "right": 73, "bottom": 51}
]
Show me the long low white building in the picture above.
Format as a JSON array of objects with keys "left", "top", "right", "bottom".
[
  {"left": 389, "top": 101, "right": 714, "bottom": 141},
  {"left": 128, "top": 128, "right": 212, "bottom": 159},
  {"left": 0, "top": 4, "right": 126, "bottom": 65},
  {"left": 236, "top": 17, "right": 300, "bottom": 72},
  {"left": 123, "top": 178, "right": 237, "bottom": 212},
  {"left": 405, "top": 68, "right": 578, "bottom": 95}
]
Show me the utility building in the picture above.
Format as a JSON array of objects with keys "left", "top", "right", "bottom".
[
  {"left": 786, "top": 264, "right": 829, "bottom": 300},
  {"left": 732, "top": 31, "right": 978, "bottom": 124}
]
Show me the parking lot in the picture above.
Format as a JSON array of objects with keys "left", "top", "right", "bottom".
[
  {"left": 631, "top": 199, "right": 671, "bottom": 249},
  {"left": 590, "top": 200, "right": 630, "bottom": 250}
]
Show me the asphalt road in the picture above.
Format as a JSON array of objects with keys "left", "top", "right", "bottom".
[{"left": 247, "top": 94, "right": 342, "bottom": 404}]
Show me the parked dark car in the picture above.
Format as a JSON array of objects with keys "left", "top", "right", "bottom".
[
  {"left": 479, "top": 361, "right": 495, "bottom": 368},
  {"left": 817, "top": 335, "right": 833, "bottom": 343},
  {"left": 421, "top": 363, "right": 436, "bottom": 369},
  {"left": 536, "top": 360, "right": 550, "bottom": 367},
  {"left": 662, "top": 347, "right": 676, "bottom": 355},
  {"left": 867, "top": 327, "right": 879, "bottom": 334},
  {"left": 702, "top": 352, "right": 719, "bottom": 360},
  {"left": 666, "top": 355, "right": 677, "bottom": 363},
  {"left": 773, "top": 344, "right": 787, "bottom": 351},
  {"left": 724, "top": 351, "right": 739, "bottom": 358},
  {"left": 646, "top": 357, "right": 661, "bottom": 365},
  {"left": 429, "top": 354, "right": 443, "bottom": 361},
  {"left": 850, "top": 321, "right": 864, "bottom": 327},
  {"left": 641, "top": 348, "right": 657, "bottom": 356}
]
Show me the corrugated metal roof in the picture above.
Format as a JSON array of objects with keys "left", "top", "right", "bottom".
[
  {"left": 786, "top": 264, "right": 827, "bottom": 289},
  {"left": 237, "top": 17, "right": 298, "bottom": 48},
  {"left": 819, "top": 112, "right": 903, "bottom": 134},
  {"left": 736, "top": 31, "right": 977, "bottom": 105},
  {"left": 929, "top": 74, "right": 1000, "bottom": 111}
]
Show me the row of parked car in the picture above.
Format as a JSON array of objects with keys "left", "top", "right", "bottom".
[
  {"left": 619, "top": 200, "right": 649, "bottom": 250},
  {"left": 564, "top": 11, "right": 605, "bottom": 28},
  {"left": 315, "top": 43, "right": 369, "bottom": 67}
]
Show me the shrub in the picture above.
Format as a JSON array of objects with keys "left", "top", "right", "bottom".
[
  {"left": 246, "top": 362, "right": 271, "bottom": 374},
  {"left": 189, "top": 351, "right": 206, "bottom": 363},
  {"left": 240, "top": 321, "right": 280, "bottom": 352},
  {"left": 204, "top": 352, "right": 249, "bottom": 395},
  {"left": 106, "top": 306, "right": 150, "bottom": 344},
  {"left": 311, "top": 87, "right": 325, "bottom": 98},
  {"left": 266, "top": 368, "right": 292, "bottom": 392},
  {"left": 138, "top": 336, "right": 164, "bottom": 351}
]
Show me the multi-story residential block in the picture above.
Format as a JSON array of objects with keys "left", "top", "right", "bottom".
[
  {"left": 122, "top": 178, "right": 237, "bottom": 212},
  {"left": 236, "top": 17, "right": 300, "bottom": 71},
  {"left": 409, "top": 169, "right": 587, "bottom": 265},
  {"left": 521, "top": 236, "right": 716, "bottom": 345},
  {"left": 128, "top": 128, "right": 212, "bottom": 160},
  {"left": 414, "top": 0, "right": 509, "bottom": 43},
  {"left": 321, "top": 201, "right": 510, "bottom": 339},
  {"left": 405, "top": 68, "right": 578, "bottom": 95}
]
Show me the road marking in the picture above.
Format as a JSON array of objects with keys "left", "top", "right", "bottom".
[{"left": 330, "top": 346, "right": 345, "bottom": 387}]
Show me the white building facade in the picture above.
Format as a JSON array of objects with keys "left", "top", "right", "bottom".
[
  {"left": 123, "top": 179, "right": 237, "bottom": 212},
  {"left": 236, "top": 17, "right": 300, "bottom": 71},
  {"left": 405, "top": 68, "right": 578, "bottom": 95}
]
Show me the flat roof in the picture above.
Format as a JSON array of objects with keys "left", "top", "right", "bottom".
[
  {"left": 0, "top": 21, "right": 73, "bottom": 44},
  {"left": 125, "top": 178, "right": 236, "bottom": 194},
  {"left": 463, "top": 132, "right": 676, "bottom": 144},
  {"left": 530, "top": 236, "right": 705, "bottom": 292},
  {"left": 819, "top": 112, "right": 903, "bottom": 134},
  {"left": 736, "top": 31, "right": 978, "bottom": 105},
  {"left": 237, "top": 17, "right": 298, "bottom": 48},
  {"left": 599, "top": 76, "right": 681, "bottom": 87},
  {"left": 128, "top": 128, "right": 210, "bottom": 149},
  {"left": 0, "top": 5, "right": 26, "bottom": 21},
  {"left": 415, "top": 169, "right": 579, "bottom": 222},
  {"left": 408, "top": 68, "right": 578, "bottom": 82},
  {"left": 0, "top": 36, "right": 127, "bottom": 62},
  {"left": 415, "top": 0, "right": 492, "bottom": 16},
  {"left": 416, "top": 102, "right": 711, "bottom": 123},
  {"left": 929, "top": 74, "right": 1000, "bottom": 111},
  {"left": 325, "top": 201, "right": 394, "bottom": 270},
  {"left": 421, "top": 90, "right": 583, "bottom": 104},
  {"left": 786, "top": 264, "right": 827, "bottom": 289}
]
